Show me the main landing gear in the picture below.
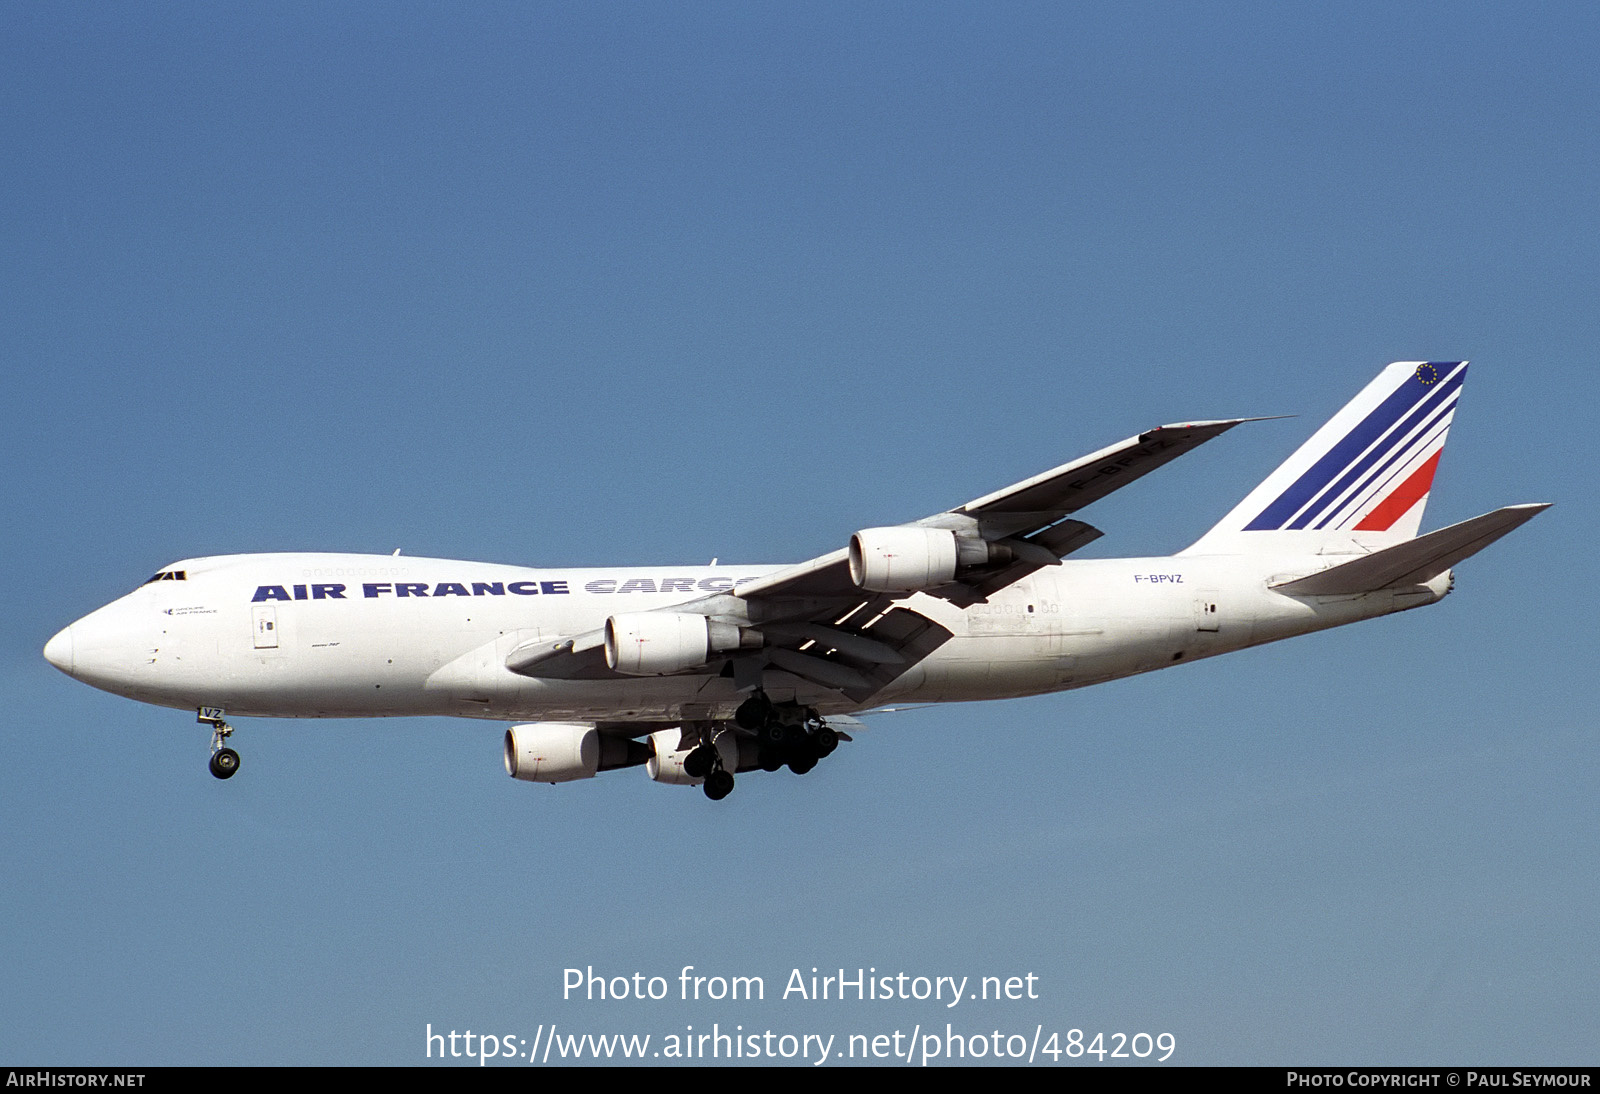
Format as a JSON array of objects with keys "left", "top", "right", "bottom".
[
  {"left": 199, "top": 708, "right": 239, "bottom": 780},
  {"left": 703, "top": 769, "right": 736, "bottom": 802},
  {"left": 681, "top": 729, "right": 738, "bottom": 801},
  {"left": 685, "top": 692, "right": 843, "bottom": 801},
  {"left": 739, "top": 692, "right": 839, "bottom": 776},
  {"left": 670, "top": 694, "right": 843, "bottom": 801}
]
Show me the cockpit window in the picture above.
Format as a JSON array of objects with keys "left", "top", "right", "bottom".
[{"left": 142, "top": 570, "right": 187, "bottom": 585}]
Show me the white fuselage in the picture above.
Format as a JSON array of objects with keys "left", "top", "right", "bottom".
[{"left": 48, "top": 551, "right": 1448, "bottom": 725}]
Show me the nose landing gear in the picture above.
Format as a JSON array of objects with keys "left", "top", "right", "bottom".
[
  {"left": 209, "top": 747, "right": 240, "bottom": 779},
  {"left": 199, "top": 708, "right": 239, "bottom": 780}
]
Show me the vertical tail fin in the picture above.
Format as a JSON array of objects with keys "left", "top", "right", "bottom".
[{"left": 1182, "top": 361, "right": 1468, "bottom": 556}]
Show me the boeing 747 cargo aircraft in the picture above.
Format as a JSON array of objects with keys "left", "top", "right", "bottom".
[{"left": 44, "top": 362, "right": 1546, "bottom": 799}]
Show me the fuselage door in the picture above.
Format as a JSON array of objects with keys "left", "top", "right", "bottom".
[{"left": 252, "top": 605, "right": 279, "bottom": 649}]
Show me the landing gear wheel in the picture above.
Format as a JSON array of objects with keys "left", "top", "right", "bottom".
[
  {"left": 812, "top": 726, "right": 839, "bottom": 757},
  {"left": 683, "top": 745, "right": 714, "bottom": 779},
  {"left": 209, "top": 748, "right": 240, "bottom": 780},
  {"left": 703, "top": 769, "right": 735, "bottom": 800},
  {"left": 787, "top": 751, "right": 817, "bottom": 776}
]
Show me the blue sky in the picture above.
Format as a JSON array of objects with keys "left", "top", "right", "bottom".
[{"left": 3, "top": 2, "right": 1594, "bottom": 1065}]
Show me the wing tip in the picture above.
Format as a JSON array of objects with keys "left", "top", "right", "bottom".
[{"left": 1143, "top": 415, "right": 1290, "bottom": 438}]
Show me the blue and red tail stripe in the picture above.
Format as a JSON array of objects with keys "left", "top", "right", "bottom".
[
  {"left": 1306, "top": 391, "right": 1456, "bottom": 531},
  {"left": 1353, "top": 450, "right": 1442, "bottom": 532},
  {"left": 1244, "top": 362, "right": 1466, "bottom": 532}
]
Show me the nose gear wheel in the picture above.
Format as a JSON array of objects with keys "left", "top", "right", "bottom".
[{"left": 199, "top": 709, "right": 239, "bottom": 780}]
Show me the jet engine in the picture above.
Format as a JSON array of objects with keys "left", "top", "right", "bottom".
[
  {"left": 604, "top": 612, "right": 755, "bottom": 676},
  {"left": 504, "top": 723, "right": 652, "bottom": 783},
  {"left": 848, "top": 527, "right": 960, "bottom": 592},
  {"left": 849, "top": 526, "right": 1020, "bottom": 592},
  {"left": 504, "top": 722, "right": 599, "bottom": 783}
]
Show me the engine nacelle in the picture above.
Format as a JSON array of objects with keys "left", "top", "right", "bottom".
[
  {"left": 605, "top": 612, "right": 709, "bottom": 675},
  {"left": 605, "top": 612, "right": 754, "bottom": 675},
  {"left": 504, "top": 722, "right": 599, "bottom": 783},
  {"left": 848, "top": 526, "right": 959, "bottom": 592}
]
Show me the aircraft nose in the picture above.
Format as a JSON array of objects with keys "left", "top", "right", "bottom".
[{"left": 44, "top": 625, "right": 75, "bottom": 675}]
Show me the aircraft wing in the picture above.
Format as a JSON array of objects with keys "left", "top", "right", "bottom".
[
  {"left": 510, "top": 419, "right": 1251, "bottom": 702},
  {"left": 733, "top": 419, "right": 1251, "bottom": 604}
]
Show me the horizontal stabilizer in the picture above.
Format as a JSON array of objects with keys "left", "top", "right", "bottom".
[{"left": 1272, "top": 503, "right": 1550, "bottom": 596}]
